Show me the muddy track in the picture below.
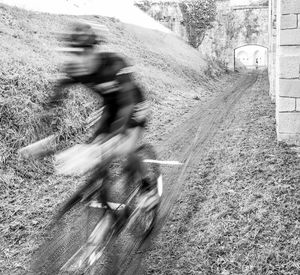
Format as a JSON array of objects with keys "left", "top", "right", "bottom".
[{"left": 119, "top": 72, "right": 260, "bottom": 274}]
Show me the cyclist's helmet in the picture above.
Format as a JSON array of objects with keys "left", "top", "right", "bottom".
[{"left": 66, "top": 22, "right": 97, "bottom": 48}]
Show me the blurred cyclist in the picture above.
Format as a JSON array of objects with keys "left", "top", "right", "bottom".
[{"left": 41, "top": 22, "right": 155, "bottom": 207}]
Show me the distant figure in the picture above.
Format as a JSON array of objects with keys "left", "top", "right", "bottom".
[{"left": 255, "top": 57, "right": 259, "bottom": 70}]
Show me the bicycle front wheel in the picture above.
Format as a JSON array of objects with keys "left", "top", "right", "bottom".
[{"left": 29, "top": 199, "right": 106, "bottom": 274}]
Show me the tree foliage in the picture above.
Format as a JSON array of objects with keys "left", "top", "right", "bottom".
[
  {"left": 179, "top": 0, "right": 217, "bottom": 48},
  {"left": 134, "top": 0, "right": 152, "bottom": 13}
]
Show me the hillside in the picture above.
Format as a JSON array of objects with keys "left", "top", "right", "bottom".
[{"left": 0, "top": 4, "right": 229, "bottom": 274}]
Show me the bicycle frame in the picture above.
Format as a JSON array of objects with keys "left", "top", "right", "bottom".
[{"left": 59, "top": 168, "right": 159, "bottom": 273}]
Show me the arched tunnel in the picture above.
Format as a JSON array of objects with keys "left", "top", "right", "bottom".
[{"left": 234, "top": 44, "right": 268, "bottom": 71}]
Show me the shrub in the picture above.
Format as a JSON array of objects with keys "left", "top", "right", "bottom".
[{"left": 179, "top": 0, "right": 217, "bottom": 48}]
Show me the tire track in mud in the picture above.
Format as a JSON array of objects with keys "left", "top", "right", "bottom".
[
  {"left": 119, "top": 72, "right": 259, "bottom": 274},
  {"left": 159, "top": 73, "right": 259, "bottom": 218}
]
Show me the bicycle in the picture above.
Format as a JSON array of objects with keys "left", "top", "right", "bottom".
[{"left": 28, "top": 142, "right": 162, "bottom": 275}]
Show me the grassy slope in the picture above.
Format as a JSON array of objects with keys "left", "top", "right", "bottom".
[
  {"left": 0, "top": 4, "right": 228, "bottom": 274},
  {"left": 146, "top": 75, "right": 300, "bottom": 274}
]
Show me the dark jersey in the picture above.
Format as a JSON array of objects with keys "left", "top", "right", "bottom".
[{"left": 50, "top": 52, "right": 148, "bottom": 134}]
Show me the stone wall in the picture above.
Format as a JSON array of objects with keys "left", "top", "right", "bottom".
[
  {"left": 134, "top": 1, "right": 188, "bottom": 41},
  {"left": 273, "top": 0, "right": 300, "bottom": 144},
  {"left": 199, "top": 1, "right": 269, "bottom": 70}
]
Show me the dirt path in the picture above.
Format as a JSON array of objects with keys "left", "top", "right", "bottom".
[{"left": 119, "top": 72, "right": 261, "bottom": 274}]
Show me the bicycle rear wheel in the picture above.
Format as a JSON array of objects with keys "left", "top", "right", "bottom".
[
  {"left": 114, "top": 144, "right": 162, "bottom": 272},
  {"left": 125, "top": 143, "right": 161, "bottom": 238}
]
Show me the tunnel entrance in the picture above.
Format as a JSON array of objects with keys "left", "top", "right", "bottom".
[{"left": 234, "top": 44, "right": 268, "bottom": 71}]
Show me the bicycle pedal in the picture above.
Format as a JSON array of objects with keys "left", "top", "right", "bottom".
[
  {"left": 138, "top": 190, "right": 160, "bottom": 211},
  {"left": 89, "top": 201, "right": 107, "bottom": 209},
  {"left": 89, "top": 200, "right": 126, "bottom": 210},
  {"left": 88, "top": 247, "right": 105, "bottom": 266}
]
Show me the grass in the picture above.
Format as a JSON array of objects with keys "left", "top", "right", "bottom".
[
  {"left": 146, "top": 74, "right": 300, "bottom": 274},
  {"left": 0, "top": 4, "right": 229, "bottom": 274}
]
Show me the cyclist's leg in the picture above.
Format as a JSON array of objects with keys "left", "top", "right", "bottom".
[
  {"left": 83, "top": 128, "right": 143, "bottom": 210},
  {"left": 87, "top": 164, "right": 110, "bottom": 204},
  {"left": 118, "top": 127, "right": 145, "bottom": 182},
  {"left": 84, "top": 128, "right": 141, "bottom": 203},
  {"left": 133, "top": 144, "right": 161, "bottom": 212},
  {"left": 93, "top": 127, "right": 144, "bottom": 183}
]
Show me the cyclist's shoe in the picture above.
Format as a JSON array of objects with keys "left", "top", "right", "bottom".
[{"left": 138, "top": 188, "right": 160, "bottom": 212}]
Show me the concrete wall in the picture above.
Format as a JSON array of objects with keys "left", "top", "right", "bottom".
[
  {"left": 272, "top": 0, "right": 300, "bottom": 144},
  {"left": 268, "top": 0, "right": 276, "bottom": 102}
]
